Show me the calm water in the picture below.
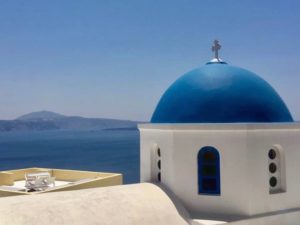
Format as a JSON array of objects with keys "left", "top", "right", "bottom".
[{"left": 0, "top": 130, "right": 140, "bottom": 184}]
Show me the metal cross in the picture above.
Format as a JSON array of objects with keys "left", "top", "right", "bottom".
[{"left": 211, "top": 40, "right": 221, "bottom": 59}]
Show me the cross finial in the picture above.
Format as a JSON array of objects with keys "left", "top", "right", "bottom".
[{"left": 211, "top": 40, "right": 221, "bottom": 61}]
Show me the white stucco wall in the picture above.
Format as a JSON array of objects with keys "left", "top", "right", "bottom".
[
  {"left": 245, "top": 128, "right": 300, "bottom": 215},
  {"left": 139, "top": 123, "right": 300, "bottom": 221},
  {"left": 0, "top": 183, "right": 190, "bottom": 225}
]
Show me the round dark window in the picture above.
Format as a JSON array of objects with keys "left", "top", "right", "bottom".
[
  {"left": 269, "top": 163, "right": 277, "bottom": 173},
  {"left": 157, "top": 172, "right": 161, "bottom": 182},
  {"left": 157, "top": 160, "right": 161, "bottom": 169},
  {"left": 268, "top": 149, "right": 277, "bottom": 160},
  {"left": 157, "top": 148, "right": 161, "bottom": 157},
  {"left": 269, "top": 177, "right": 277, "bottom": 187}
]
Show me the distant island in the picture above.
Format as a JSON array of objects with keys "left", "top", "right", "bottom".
[{"left": 0, "top": 111, "right": 143, "bottom": 132}]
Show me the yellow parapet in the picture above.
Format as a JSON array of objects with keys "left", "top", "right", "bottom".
[
  {"left": 0, "top": 172, "right": 14, "bottom": 186},
  {"left": 0, "top": 167, "right": 123, "bottom": 197}
]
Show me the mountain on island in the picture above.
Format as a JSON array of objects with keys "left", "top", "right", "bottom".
[
  {"left": 0, "top": 111, "right": 142, "bottom": 132},
  {"left": 17, "top": 111, "right": 65, "bottom": 121}
]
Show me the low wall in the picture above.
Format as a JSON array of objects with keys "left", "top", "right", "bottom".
[
  {"left": 0, "top": 172, "right": 14, "bottom": 186},
  {"left": 0, "top": 183, "right": 189, "bottom": 225}
]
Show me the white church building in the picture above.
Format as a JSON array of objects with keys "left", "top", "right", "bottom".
[{"left": 139, "top": 40, "right": 300, "bottom": 221}]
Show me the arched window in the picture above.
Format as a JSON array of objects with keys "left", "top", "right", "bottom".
[{"left": 198, "top": 146, "right": 220, "bottom": 195}]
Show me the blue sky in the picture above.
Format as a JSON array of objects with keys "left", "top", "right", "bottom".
[{"left": 0, "top": 0, "right": 299, "bottom": 121}]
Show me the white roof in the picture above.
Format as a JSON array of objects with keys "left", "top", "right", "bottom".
[{"left": 0, "top": 183, "right": 189, "bottom": 225}]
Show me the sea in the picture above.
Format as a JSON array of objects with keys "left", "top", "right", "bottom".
[{"left": 0, "top": 129, "right": 140, "bottom": 184}]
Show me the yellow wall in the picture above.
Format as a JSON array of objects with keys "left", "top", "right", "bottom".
[
  {"left": 53, "top": 169, "right": 99, "bottom": 181},
  {"left": 0, "top": 172, "right": 14, "bottom": 186},
  {"left": 47, "top": 174, "right": 123, "bottom": 193},
  {"left": 0, "top": 168, "right": 123, "bottom": 197},
  {"left": 4, "top": 168, "right": 52, "bottom": 181}
]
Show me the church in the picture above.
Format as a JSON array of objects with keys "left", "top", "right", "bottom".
[
  {"left": 1, "top": 41, "right": 300, "bottom": 225},
  {"left": 139, "top": 40, "right": 300, "bottom": 221}
]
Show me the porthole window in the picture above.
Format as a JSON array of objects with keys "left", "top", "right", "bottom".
[
  {"left": 268, "top": 145, "right": 286, "bottom": 194},
  {"left": 198, "top": 146, "right": 221, "bottom": 195},
  {"left": 269, "top": 163, "right": 277, "bottom": 173},
  {"left": 157, "top": 160, "right": 161, "bottom": 169},
  {"left": 157, "top": 148, "right": 161, "bottom": 157},
  {"left": 269, "top": 177, "right": 277, "bottom": 187},
  {"left": 158, "top": 172, "right": 161, "bottom": 182},
  {"left": 151, "top": 144, "right": 161, "bottom": 183},
  {"left": 268, "top": 149, "right": 276, "bottom": 160}
]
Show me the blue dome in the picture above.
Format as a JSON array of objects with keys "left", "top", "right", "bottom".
[{"left": 151, "top": 63, "right": 293, "bottom": 123}]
